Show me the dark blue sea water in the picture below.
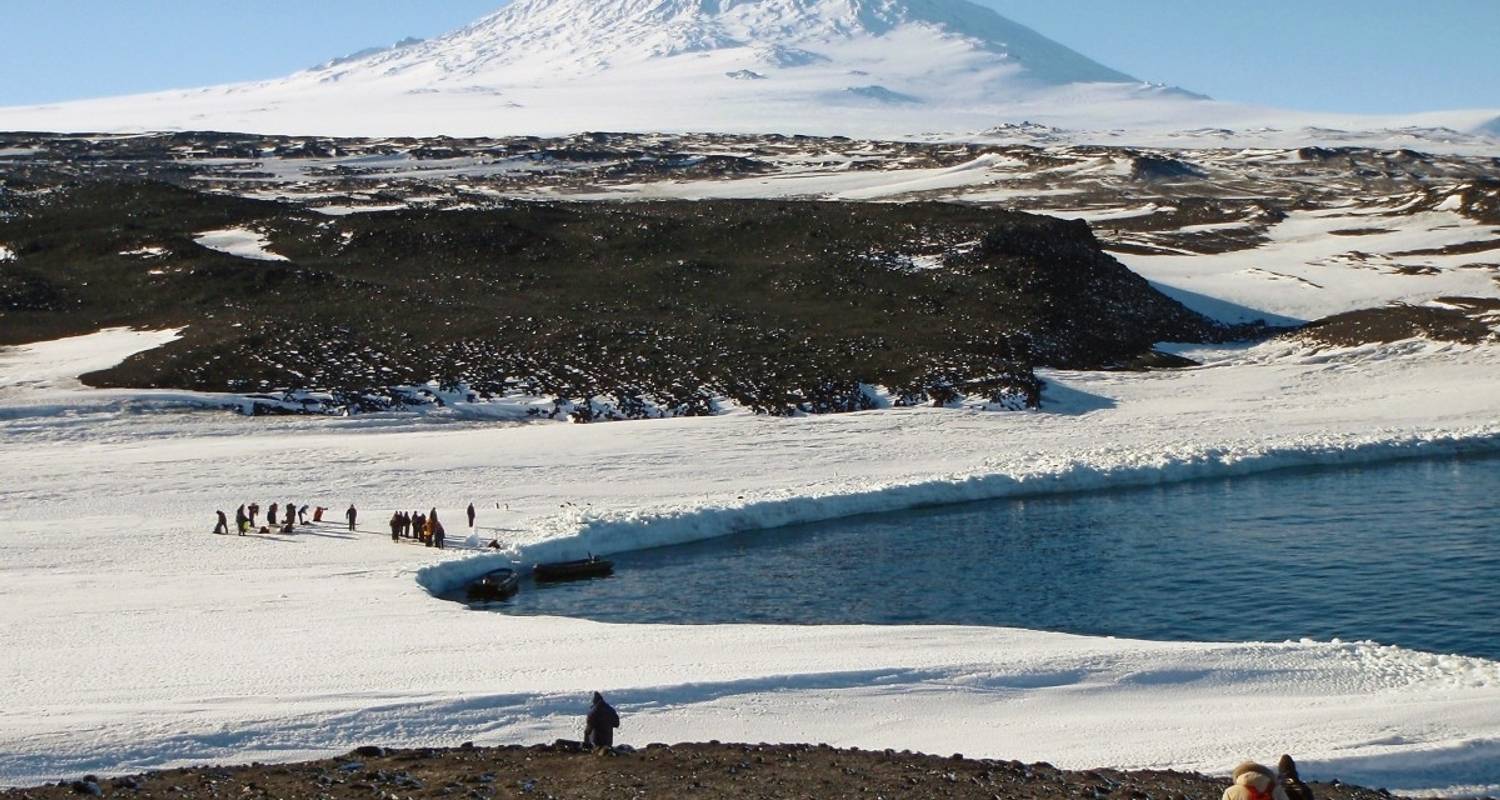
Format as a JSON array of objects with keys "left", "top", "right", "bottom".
[{"left": 495, "top": 454, "right": 1500, "bottom": 660}]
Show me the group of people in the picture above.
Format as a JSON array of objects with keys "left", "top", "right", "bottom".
[
  {"left": 389, "top": 508, "right": 449, "bottom": 548},
  {"left": 215, "top": 501, "right": 330, "bottom": 536},
  {"left": 215, "top": 500, "right": 485, "bottom": 550},
  {"left": 387, "top": 503, "right": 480, "bottom": 549}
]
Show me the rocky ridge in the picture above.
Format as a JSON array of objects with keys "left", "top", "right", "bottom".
[{"left": 0, "top": 743, "right": 1425, "bottom": 800}]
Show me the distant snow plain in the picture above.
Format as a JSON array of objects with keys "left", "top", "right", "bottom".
[{"left": 3, "top": 212, "right": 1500, "bottom": 793}]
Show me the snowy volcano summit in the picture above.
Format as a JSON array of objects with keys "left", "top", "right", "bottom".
[
  {"left": 1, "top": 0, "right": 1178, "bottom": 138},
  {"left": 323, "top": 0, "right": 1137, "bottom": 88},
  {"left": 1, "top": 0, "right": 1497, "bottom": 143}
]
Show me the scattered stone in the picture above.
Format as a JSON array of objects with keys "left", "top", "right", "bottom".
[{"left": 0, "top": 743, "right": 1416, "bottom": 800}]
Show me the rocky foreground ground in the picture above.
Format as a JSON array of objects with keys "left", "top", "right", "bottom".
[{"left": 3, "top": 743, "right": 1415, "bottom": 800}]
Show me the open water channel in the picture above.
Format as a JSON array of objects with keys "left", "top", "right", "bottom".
[{"left": 489, "top": 454, "right": 1500, "bottom": 660}]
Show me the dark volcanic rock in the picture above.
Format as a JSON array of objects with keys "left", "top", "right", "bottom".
[
  {"left": 1295, "top": 297, "right": 1500, "bottom": 347},
  {"left": 0, "top": 744, "right": 1419, "bottom": 800},
  {"left": 1130, "top": 154, "right": 1206, "bottom": 182},
  {"left": 1, "top": 179, "right": 1238, "bottom": 416}
]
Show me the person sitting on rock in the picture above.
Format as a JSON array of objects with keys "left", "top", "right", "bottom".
[
  {"left": 583, "top": 691, "right": 620, "bottom": 750},
  {"left": 1223, "top": 762, "right": 1290, "bottom": 800},
  {"left": 1277, "top": 755, "right": 1314, "bottom": 800}
]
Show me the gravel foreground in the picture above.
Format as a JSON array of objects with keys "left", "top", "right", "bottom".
[{"left": 2, "top": 742, "right": 1412, "bottom": 800}]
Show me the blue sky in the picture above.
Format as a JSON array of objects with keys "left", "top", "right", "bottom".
[{"left": 3, "top": 0, "right": 1496, "bottom": 113}]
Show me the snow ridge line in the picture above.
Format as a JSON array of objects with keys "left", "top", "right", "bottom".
[{"left": 415, "top": 429, "right": 1500, "bottom": 597}]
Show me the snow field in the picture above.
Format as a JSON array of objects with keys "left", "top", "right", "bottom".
[
  {"left": 0, "top": 328, "right": 182, "bottom": 401},
  {"left": 1118, "top": 208, "right": 1500, "bottom": 324},
  {"left": 193, "top": 227, "right": 289, "bottom": 262},
  {"left": 2, "top": 330, "right": 1500, "bottom": 793}
]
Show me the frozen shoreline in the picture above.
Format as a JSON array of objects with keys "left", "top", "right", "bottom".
[
  {"left": 3, "top": 330, "right": 1500, "bottom": 793},
  {"left": 419, "top": 428, "right": 1500, "bottom": 597}
]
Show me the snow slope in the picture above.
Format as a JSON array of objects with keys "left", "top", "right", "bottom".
[
  {"left": 1, "top": 0, "right": 1494, "bottom": 143},
  {"left": 1117, "top": 206, "right": 1500, "bottom": 325},
  {"left": 192, "top": 228, "right": 288, "bottom": 262},
  {"left": 2, "top": 329, "right": 1500, "bottom": 793}
]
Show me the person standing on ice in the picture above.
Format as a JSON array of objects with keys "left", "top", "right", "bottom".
[
  {"left": 1277, "top": 755, "right": 1314, "bottom": 800},
  {"left": 389, "top": 512, "right": 402, "bottom": 542},
  {"left": 285, "top": 499, "right": 297, "bottom": 528},
  {"left": 213, "top": 510, "right": 229, "bottom": 535},
  {"left": 298, "top": 504, "right": 309, "bottom": 525},
  {"left": 346, "top": 504, "right": 357, "bottom": 532},
  {"left": 583, "top": 692, "right": 620, "bottom": 750},
  {"left": 235, "top": 504, "right": 248, "bottom": 535},
  {"left": 467, "top": 502, "right": 476, "bottom": 530},
  {"left": 268, "top": 503, "right": 279, "bottom": 526},
  {"left": 248, "top": 502, "right": 259, "bottom": 526}
]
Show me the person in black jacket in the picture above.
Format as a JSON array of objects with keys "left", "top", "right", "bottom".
[
  {"left": 235, "top": 505, "right": 248, "bottom": 536},
  {"left": 467, "top": 502, "right": 476, "bottom": 529},
  {"left": 584, "top": 692, "right": 620, "bottom": 749},
  {"left": 346, "top": 505, "right": 357, "bottom": 532},
  {"left": 213, "top": 510, "right": 229, "bottom": 535},
  {"left": 268, "top": 503, "right": 279, "bottom": 526},
  {"left": 1277, "top": 755, "right": 1314, "bottom": 800}
]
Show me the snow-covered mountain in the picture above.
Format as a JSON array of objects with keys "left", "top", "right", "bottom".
[
  {"left": 1, "top": 0, "right": 1496, "bottom": 144},
  {"left": 316, "top": 0, "right": 1137, "bottom": 87}
]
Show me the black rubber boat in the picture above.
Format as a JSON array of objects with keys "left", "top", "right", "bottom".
[
  {"left": 466, "top": 568, "right": 521, "bottom": 601},
  {"left": 533, "top": 555, "right": 614, "bottom": 582}
]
